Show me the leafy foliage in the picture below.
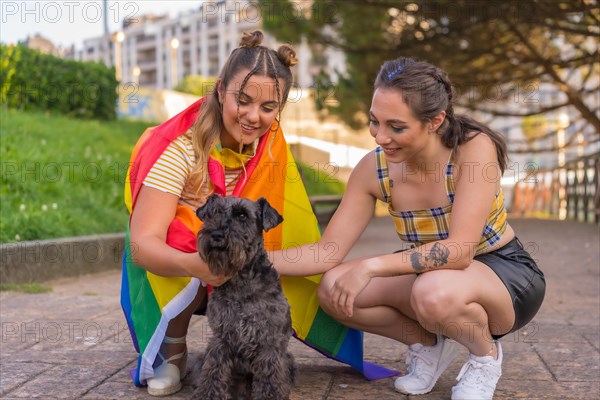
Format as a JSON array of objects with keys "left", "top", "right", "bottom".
[
  {"left": 174, "top": 75, "right": 218, "bottom": 97},
  {"left": 261, "top": 0, "right": 599, "bottom": 138},
  {"left": 298, "top": 162, "right": 345, "bottom": 195},
  {"left": 1, "top": 44, "right": 118, "bottom": 120}
]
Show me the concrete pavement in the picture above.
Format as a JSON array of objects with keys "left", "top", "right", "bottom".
[{"left": 0, "top": 218, "right": 598, "bottom": 399}]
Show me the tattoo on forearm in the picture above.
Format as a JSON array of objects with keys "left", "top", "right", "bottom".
[{"left": 410, "top": 243, "right": 450, "bottom": 273}]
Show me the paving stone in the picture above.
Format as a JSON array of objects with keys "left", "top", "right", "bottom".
[
  {"left": 0, "top": 327, "right": 40, "bottom": 353},
  {"left": 0, "top": 218, "right": 597, "bottom": 399},
  {"left": 557, "top": 380, "right": 600, "bottom": 399},
  {"left": 289, "top": 367, "right": 333, "bottom": 399},
  {"left": 105, "top": 360, "right": 138, "bottom": 383},
  {"left": 6, "top": 364, "right": 123, "bottom": 399},
  {"left": 327, "top": 371, "right": 403, "bottom": 399},
  {"left": 495, "top": 379, "right": 572, "bottom": 399},
  {"left": 496, "top": 343, "right": 553, "bottom": 382},
  {"left": 15, "top": 319, "right": 124, "bottom": 352},
  {"left": 80, "top": 381, "right": 150, "bottom": 400},
  {"left": 508, "top": 322, "right": 595, "bottom": 344},
  {"left": 0, "top": 363, "right": 54, "bottom": 396},
  {"left": 533, "top": 341, "right": 600, "bottom": 382},
  {"left": 1, "top": 348, "right": 136, "bottom": 366},
  {"left": 583, "top": 331, "right": 600, "bottom": 351},
  {"left": 0, "top": 294, "right": 118, "bottom": 323}
]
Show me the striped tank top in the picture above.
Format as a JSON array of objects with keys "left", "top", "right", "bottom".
[
  {"left": 143, "top": 130, "right": 249, "bottom": 210},
  {"left": 375, "top": 146, "right": 507, "bottom": 255}
]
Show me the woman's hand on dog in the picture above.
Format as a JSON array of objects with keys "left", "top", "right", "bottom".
[{"left": 181, "top": 252, "right": 231, "bottom": 286}]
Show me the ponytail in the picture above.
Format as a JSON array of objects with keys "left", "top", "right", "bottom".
[{"left": 443, "top": 114, "right": 508, "bottom": 173}]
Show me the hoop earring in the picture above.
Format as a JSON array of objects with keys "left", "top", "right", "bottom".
[{"left": 271, "top": 117, "right": 280, "bottom": 133}]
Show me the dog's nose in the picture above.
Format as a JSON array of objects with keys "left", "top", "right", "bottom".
[{"left": 210, "top": 230, "right": 224, "bottom": 242}]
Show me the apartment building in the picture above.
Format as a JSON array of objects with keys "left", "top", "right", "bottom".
[{"left": 73, "top": 0, "right": 344, "bottom": 89}]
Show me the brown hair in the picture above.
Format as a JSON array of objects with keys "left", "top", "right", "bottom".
[
  {"left": 190, "top": 31, "right": 298, "bottom": 196},
  {"left": 374, "top": 57, "right": 508, "bottom": 172}
]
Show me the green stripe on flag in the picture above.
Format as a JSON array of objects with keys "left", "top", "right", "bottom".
[
  {"left": 305, "top": 308, "right": 348, "bottom": 356},
  {"left": 125, "top": 230, "right": 162, "bottom": 354}
]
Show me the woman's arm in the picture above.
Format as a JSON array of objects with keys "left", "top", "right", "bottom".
[
  {"left": 272, "top": 152, "right": 380, "bottom": 276},
  {"left": 330, "top": 134, "right": 502, "bottom": 315},
  {"left": 129, "top": 185, "right": 228, "bottom": 286}
]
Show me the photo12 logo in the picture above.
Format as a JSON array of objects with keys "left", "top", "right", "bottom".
[{"left": 1, "top": 1, "right": 139, "bottom": 24}]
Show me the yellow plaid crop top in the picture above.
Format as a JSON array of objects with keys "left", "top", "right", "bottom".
[{"left": 375, "top": 147, "right": 507, "bottom": 255}]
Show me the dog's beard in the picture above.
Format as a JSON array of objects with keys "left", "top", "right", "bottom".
[{"left": 197, "top": 235, "right": 252, "bottom": 276}]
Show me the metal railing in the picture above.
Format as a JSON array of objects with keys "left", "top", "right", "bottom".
[
  {"left": 305, "top": 152, "right": 600, "bottom": 225},
  {"left": 511, "top": 151, "right": 600, "bottom": 223}
]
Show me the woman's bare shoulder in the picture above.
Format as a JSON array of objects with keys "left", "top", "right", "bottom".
[
  {"left": 346, "top": 149, "right": 382, "bottom": 198},
  {"left": 456, "top": 132, "right": 497, "bottom": 163}
]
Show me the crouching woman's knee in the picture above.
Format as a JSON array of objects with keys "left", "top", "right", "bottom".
[{"left": 410, "top": 274, "right": 458, "bottom": 326}]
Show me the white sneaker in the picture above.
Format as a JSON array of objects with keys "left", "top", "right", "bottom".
[
  {"left": 394, "top": 335, "right": 460, "bottom": 395},
  {"left": 147, "top": 336, "right": 188, "bottom": 397},
  {"left": 451, "top": 341, "right": 503, "bottom": 400}
]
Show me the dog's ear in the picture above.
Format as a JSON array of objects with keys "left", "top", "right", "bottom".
[
  {"left": 196, "top": 193, "right": 220, "bottom": 221},
  {"left": 257, "top": 197, "right": 283, "bottom": 232}
]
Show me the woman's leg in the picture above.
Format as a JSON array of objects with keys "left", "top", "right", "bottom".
[
  {"left": 158, "top": 286, "right": 207, "bottom": 367},
  {"left": 148, "top": 286, "right": 208, "bottom": 396},
  {"left": 318, "top": 263, "right": 435, "bottom": 346},
  {"left": 318, "top": 258, "right": 515, "bottom": 354},
  {"left": 166, "top": 286, "right": 208, "bottom": 337},
  {"left": 410, "top": 260, "right": 515, "bottom": 358}
]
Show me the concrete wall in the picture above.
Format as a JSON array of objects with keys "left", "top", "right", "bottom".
[
  {"left": 118, "top": 86, "right": 198, "bottom": 122},
  {"left": 289, "top": 143, "right": 330, "bottom": 167},
  {"left": 0, "top": 234, "right": 125, "bottom": 284}
]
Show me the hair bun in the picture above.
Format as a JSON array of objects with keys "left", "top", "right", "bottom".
[
  {"left": 239, "top": 31, "right": 264, "bottom": 47},
  {"left": 276, "top": 44, "right": 298, "bottom": 67}
]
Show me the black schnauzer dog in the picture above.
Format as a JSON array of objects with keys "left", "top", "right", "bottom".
[{"left": 192, "top": 194, "right": 296, "bottom": 400}]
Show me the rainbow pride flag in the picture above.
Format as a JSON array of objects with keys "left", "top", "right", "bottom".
[{"left": 121, "top": 98, "right": 398, "bottom": 386}]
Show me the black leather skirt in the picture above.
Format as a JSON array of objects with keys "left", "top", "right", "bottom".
[{"left": 475, "top": 237, "right": 546, "bottom": 339}]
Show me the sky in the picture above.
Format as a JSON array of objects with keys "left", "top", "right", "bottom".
[{"left": 1, "top": 1, "right": 204, "bottom": 49}]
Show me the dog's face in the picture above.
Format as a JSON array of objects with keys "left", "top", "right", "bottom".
[{"left": 195, "top": 194, "right": 283, "bottom": 276}]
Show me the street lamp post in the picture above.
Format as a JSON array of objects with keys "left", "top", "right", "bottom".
[
  {"left": 114, "top": 31, "right": 125, "bottom": 82},
  {"left": 170, "top": 38, "right": 180, "bottom": 88},
  {"left": 557, "top": 113, "right": 570, "bottom": 220},
  {"left": 132, "top": 65, "right": 141, "bottom": 86}
]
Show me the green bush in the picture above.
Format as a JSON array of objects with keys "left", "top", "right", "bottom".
[
  {"left": 174, "top": 75, "right": 217, "bottom": 97},
  {"left": 298, "top": 162, "right": 345, "bottom": 195},
  {"left": 0, "top": 44, "right": 118, "bottom": 120}
]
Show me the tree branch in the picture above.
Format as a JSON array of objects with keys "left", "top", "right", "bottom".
[
  {"left": 464, "top": 101, "right": 570, "bottom": 117},
  {"left": 502, "top": 16, "right": 600, "bottom": 133},
  {"left": 509, "top": 137, "right": 600, "bottom": 154},
  {"left": 526, "top": 20, "right": 600, "bottom": 36}
]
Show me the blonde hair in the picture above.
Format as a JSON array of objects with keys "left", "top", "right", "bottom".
[{"left": 190, "top": 31, "right": 297, "bottom": 198}]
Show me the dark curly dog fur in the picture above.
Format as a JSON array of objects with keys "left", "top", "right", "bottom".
[{"left": 192, "top": 194, "right": 296, "bottom": 400}]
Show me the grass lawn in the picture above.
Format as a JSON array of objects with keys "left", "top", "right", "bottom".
[
  {"left": 1, "top": 108, "right": 152, "bottom": 243},
  {"left": 0, "top": 283, "right": 53, "bottom": 293},
  {"left": 1, "top": 108, "right": 344, "bottom": 243}
]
